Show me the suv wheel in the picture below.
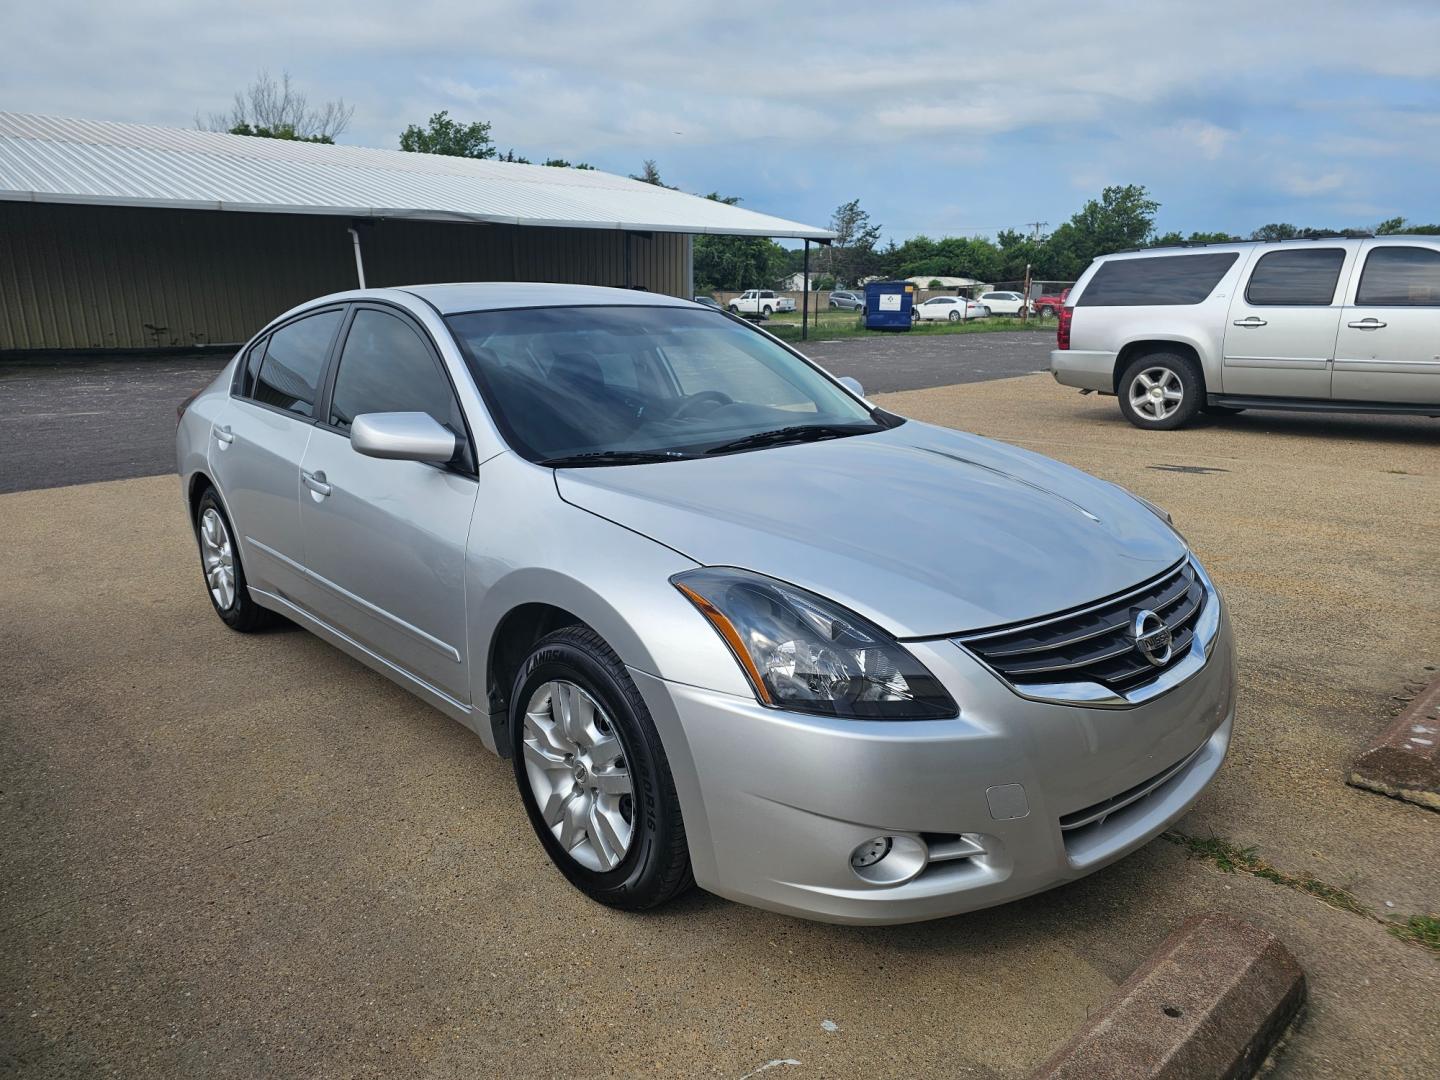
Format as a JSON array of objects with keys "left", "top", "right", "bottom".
[
  {"left": 510, "top": 626, "right": 693, "bottom": 911},
  {"left": 1118, "top": 353, "right": 1203, "bottom": 430}
]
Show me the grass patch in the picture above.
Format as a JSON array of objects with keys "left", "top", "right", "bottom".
[
  {"left": 1166, "top": 832, "right": 1371, "bottom": 919},
  {"left": 1387, "top": 914, "right": 1440, "bottom": 951},
  {"left": 759, "top": 312, "right": 1053, "bottom": 344},
  {"left": 1167, "top": 832, "right": 1439, "bottom": 953}
]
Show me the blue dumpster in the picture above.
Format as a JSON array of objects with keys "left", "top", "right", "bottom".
[{"left": 863, "top": 281, "right": 915, "bottom": 331}]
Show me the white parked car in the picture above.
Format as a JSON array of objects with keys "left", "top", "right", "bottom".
[
  {"left": 1051, "top": 236, "right": 1440, "bottom": 429},
  {"left": 914, "top": 295, "right": 989, "bottom": 322},
  {"left": 977, "top": 291, "right": 1033, "bottom": 316},
  {"left": 728, "top": 289, "right": 796, "bottom": 317}
]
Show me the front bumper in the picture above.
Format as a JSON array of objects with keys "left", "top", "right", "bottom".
[
  {"left": 1050, "top": 348, "right": 1118, "bottom": 393},
  {"left": 634, "top": 600, "right": 1235, "bottom": 925}
]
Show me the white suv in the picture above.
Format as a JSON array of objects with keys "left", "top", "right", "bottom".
[{"left": 1050, "top": 236, "right": 1440, "bottom": 429}]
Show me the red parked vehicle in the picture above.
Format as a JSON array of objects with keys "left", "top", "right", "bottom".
[{"left": 1033, "top": 288, "right": 1071, "bottom": 318}]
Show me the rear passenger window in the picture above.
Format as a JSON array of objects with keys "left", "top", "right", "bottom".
[
  {"left": 252, "top": 309, "right": 342, "bottom": 417},
  {"left": 232, "top": 336, "right": 267, "bottom": 397},
  {"left": 1077, "top": 252, "right": 1239, "bottom": 306},
  {"left": 1355, "top": 246, "right": 1440, "bottom": 306},
  {"left": 1245, "top": 249, "right": 1345, "bottom": 306},
  {"left": 329, "top": 309, "right": 462, "bottom": 434}
]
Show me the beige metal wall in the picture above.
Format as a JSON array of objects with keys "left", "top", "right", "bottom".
[{"left": 0, "top": 202, "right": 689, "bottom": 351}]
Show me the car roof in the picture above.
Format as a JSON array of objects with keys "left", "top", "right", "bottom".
[{"left": 1097, "top": 234, "right": 1438, "bottom": 264}]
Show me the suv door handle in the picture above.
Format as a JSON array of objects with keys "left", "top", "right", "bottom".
[
  {"left": 1232, "top": 317, "right": 1267, "bottom": 327},
  {"left": 213, "top": 424, "right": 234, "bottom": 446},
  {"left": 1347, "top": 318, "right": 1387, "bottom": 330},
  {"left": 301, "top": 469, "right": 332, "bottom": 497}
]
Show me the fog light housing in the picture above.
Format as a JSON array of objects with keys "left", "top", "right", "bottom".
[{"left": 848, "top": 834, "right": 928, "bottom": 886}]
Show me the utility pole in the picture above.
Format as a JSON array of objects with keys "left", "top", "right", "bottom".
[{"left": 1025, "top": 221, "right": 1048, "bottom": 241}]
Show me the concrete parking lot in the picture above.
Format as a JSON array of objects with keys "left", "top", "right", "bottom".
[{"left": 1, "top": 361, "right": 1437, "bottom": 1077}]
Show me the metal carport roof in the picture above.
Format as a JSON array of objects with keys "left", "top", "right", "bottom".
[{"left": 0, "top": 112, "right": 835, "bottom": 240}]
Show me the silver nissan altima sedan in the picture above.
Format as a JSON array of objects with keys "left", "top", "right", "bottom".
[{"left": 176, "top": 283, "right": 1235, "bottom": 924}]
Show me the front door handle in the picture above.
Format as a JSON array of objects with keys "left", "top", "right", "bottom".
[
  {"left": 1347, "top": 318, "right": 1387, "bottom": 330},
  {"left": 301, "top": 469, "right": 332, "bottom": 497},
  {"left": 1232, "top": 317, "right": 1268, "bottom": 328},
  {"left": 213, "top": 424, "right": 234, "bottom": 446}
]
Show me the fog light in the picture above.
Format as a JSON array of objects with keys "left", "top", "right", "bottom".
[
  {"left": 848, "top": 834, "right": 928, "bottom": 886},
  {"left": 850, "top": 836, "right": 893, "bottom": 869}
]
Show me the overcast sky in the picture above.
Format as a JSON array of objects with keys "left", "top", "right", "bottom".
[{"left": 5, "top": 1, "right": 1438, "bottom": 241}]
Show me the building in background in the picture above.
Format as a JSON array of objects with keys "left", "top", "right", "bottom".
[{"left": 0, "top": 114, "right": 831, "bottom": 352}]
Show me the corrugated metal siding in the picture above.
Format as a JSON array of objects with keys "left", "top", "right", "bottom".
[{"left": 0, "top": 202, "right": 688, "bottom": 350}]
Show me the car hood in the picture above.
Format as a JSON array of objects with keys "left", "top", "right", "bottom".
[{"left": 555, "top": 421, "right": 1186, "bottom": 637}]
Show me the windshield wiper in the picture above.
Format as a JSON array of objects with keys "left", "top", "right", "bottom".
[
  {"left": 704, "top": 423, "right": 881, "bottom": 456},
  {"left": 539, "top": 449, "right": 694, "bottom": 468}
]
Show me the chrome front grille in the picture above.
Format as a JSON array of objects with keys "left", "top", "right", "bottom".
[{"left": 958, "top": 560, "right": 1207, "bottom": 697}]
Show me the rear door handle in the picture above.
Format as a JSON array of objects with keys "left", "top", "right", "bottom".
[
  {"left": 213, "top": 424, "right": 234, "bottom": 446},
  {"left": 1232, "top": 317, "right": 1267, "bottom": 328},
  {"left": 301, "top": 469, "right": 332, "bottom": 497},
  {"left": 1347, "top": 318, "right": 1387, "bottom": 330}
]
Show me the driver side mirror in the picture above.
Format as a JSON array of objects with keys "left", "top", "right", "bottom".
[
  {"left": 351, "top": 412, "right": 457, "bottom": 463},
  {"left": 837, "top": 376, "right": 865, "bottom": 399}
]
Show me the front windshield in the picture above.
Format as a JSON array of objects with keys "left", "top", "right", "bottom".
[{"left": 445, "top": 305, "right": 883, "bottom": 463}]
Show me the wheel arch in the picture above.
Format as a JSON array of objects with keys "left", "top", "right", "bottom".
[
  {"left": 485, "top": 601, "right": 595, "bottom": 755},
  {"left": 1113, "top": 339, "right": 1206, "bottom": 395},
  {"left": 186, "top": 471, "right": 217, "bottom": 525}
]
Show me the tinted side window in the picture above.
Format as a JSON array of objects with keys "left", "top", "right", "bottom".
[
  {"left": 1355, "top": 246, "right": 1440, "bottom": 306},
  {"left": 329, "top": 309, "right": 462, "bottom": 434},
  {"left": 232, "top": 336, "right": 267, "bottom": 397},
  {"left": 1077, "top": 252, "right": 1239, "bottom": 306},
  {"left": 1245, "top": 249, "right": 1345, "bottom": 306},
  {"left": 253, "top": 310, "right": 342, "bottom": 417}
]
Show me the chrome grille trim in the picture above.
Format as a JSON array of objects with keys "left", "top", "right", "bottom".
[
  {"left": 1059, "top": 744, "right": 1205, "bottom": 832},
  {"left": 952, "top": 557, "right": 1221, "bottom": 709}
]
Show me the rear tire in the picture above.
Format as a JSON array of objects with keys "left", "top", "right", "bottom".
[
  {"left": 1117, "top": 353, "right": 1204, "bottom": 430},
  {"left": 948, "top": 310, "right": 961, "bottom": 322},
  {"left": 510, "top": 626, "right": 693, "bottom": 911},
  {"left": 194, "top": 488, "right": 275, "bottom": 632}
]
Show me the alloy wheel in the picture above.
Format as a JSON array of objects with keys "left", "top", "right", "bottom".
[
  {"left": 198, "top": 507, "right": 236, "bottom": 610},
  {"left": 521, "top": 680, "right": 634, "bottom": 872},
  {"left": 1129, "top": 366, "right": 1184, "bottom": 421}
]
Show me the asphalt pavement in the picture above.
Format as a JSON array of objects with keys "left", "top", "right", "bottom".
[{"left": 0, "top": 334, "right": 1050, "bottom": 493}]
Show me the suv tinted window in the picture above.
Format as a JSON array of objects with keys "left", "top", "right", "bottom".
[
  {"left": 252, "top": 309, "right": 342, "bottom": 417},
  {"left": 1245, "top": 248, "right": 1345, "bottom": 306},
  {"left": 1355, "top": 246, "right": 1440, "bottom": 306},
  {"left": 1077, "top": 252, "right": 1239, "bottom": 306},
  {"left": 329, "top": 309, "right": 462, "bottom": 434}
]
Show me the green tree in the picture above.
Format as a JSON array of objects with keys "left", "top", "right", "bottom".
[
  {"left": 542, "top": 158, "right": 595, "bottom": 170},
  {"left": 399, "top": 111, "right": 496, "bottom": 158},
  {"left": 825, "top": 199, "right": 883, "bottom": 286},
  {"left": 692, "top": 193, "right": 788, "bottom": 292},
  {"left": 227, "top": 122, "right": 333, "bottom": 144},
  {"left": 1046, "top": 184, "right": 1160, "bottom": 278},
  {"left": 631, "top": 159, "right": 677, "bottom": 188}
]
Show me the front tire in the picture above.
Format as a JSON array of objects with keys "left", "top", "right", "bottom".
[
  {"left": 510, "top": 626, "right": 693, "bottom": 911},
  {"left": 194, "top": 488, "right": 274, "bottom": 632},
  {"left": 1117, "top": 353, "right": 1204, "bottom": 430}
]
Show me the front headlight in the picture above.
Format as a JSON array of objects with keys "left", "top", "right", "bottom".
[{"left": 672, "top": 568, "right": 957, "bottom": 720}]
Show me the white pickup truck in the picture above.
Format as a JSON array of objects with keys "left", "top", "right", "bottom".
[{"left": 727, "top": 289, "right": 796, "bottom": 318}]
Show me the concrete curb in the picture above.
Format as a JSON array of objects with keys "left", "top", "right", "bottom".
[
  {"left": 1031, "top": 913, "right": 1305, "bottom": 1080},
  {"left": 1348, "top": 676, "right": 1440, "bottom": 810}
]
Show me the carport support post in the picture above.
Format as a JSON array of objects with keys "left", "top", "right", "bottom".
[
  {"left": 347, "top": 225, "right": 366, "bottom": 288},
  {"left": 802, "top": 239, "right": 810, "bottom": 341}
]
